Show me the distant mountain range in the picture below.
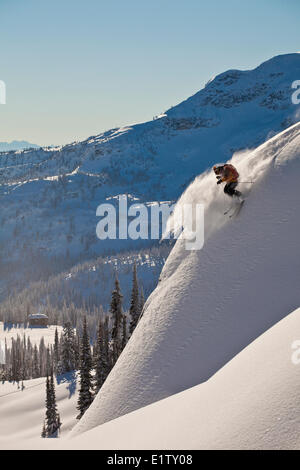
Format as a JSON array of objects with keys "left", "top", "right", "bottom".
[{"left": 0, "top": 140, "right": 40, "bottom": 152}]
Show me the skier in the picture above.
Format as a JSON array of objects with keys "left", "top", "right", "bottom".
[{"left": 213, "top": 163, "right": 243, "bottom": 200}]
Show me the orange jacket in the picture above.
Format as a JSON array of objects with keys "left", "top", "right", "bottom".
[{"left": 219, "top": 164, "right": 239, "bottom": 183}]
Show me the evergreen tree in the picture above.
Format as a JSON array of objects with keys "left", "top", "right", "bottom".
[
  {"left": 44, "top": 370, "right": 61, "bottom": 437},
  {"left": 41, "top": 421, "right": 46, "bottom": 438},
  {"left": 46, "top": 346, "right": 51, "bottom": 376},
  {"left": 50, "top": 371, "right": 61, "bottom": 432},
  {"left": 103, "top": 315, "right": 112, "bottom": 374},
  {"left": 138, "top": 286, "right": 145, "bottom": 317},
  {"left": 94, "top": 320, "right": 104, "bottom": 394},
  {"left": 94, "top": 317, "right": 112, "bottom": 394},
  {"left": 44, "top": 375, "right": 51, "bottom": 433},
  {"left": 61, "top": 322, "right": 75, "bottom": 373},
  {"left": 129, "top": 262, "right": 139, "bottom": 336},
  {"left": 110, "top": 276, "right": 123, "bottom": 365},
  {"left": 53, "top": 327, "right": 60, "bottom": 373},
  {"left": 121, "top": 314, "right": 127, "bottom": 351},
  {"left": 33, "top": 344, "right": 40, "bottom": 378},
  {"left": 39, "top": 337, "right": 46, "bottom": 377},
  {"left": 77, "top": 317, "right": 93, "bottom": 419},
  {"left": 74, "top": 332, "right": 80, "bottom": 370}
]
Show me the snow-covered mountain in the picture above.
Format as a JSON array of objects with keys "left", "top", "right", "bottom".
[
  {"left": 0, "top": 141, "right": 40, "bottom": 152},
  {"left": 2, "top": 54, "right": 300, "bottom": 191},
  {"left": 1, "top": 53, "right": 300, "bottom": 301},
  {"left": 0, "top": 247, "right": 169, "bottom": 323},
  {"left": 70, "top": 120, "right": 300, "bottom": 439}
]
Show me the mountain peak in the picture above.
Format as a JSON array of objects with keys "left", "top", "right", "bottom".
[
  {"left": 168, "top": 52, "right": 300, "bottom": 119},
  {"left": 256, "top": 51, "right": 300, "bottom": 69}
]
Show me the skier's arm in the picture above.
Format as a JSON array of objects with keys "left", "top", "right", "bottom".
[
  {"left": 220, "top": 167, "right": 229, "bottom": 182},
  {"left": 216, "top": 174, "right": 226, "bottom": 184}
]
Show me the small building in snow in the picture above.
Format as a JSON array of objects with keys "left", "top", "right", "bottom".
[{"left": 28, "top": 313, "right": 48, "bottom": 328}]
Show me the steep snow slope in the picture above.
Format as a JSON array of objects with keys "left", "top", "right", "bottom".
[
  {"left": 0, "top": 373, "right": 79, "bottom": 445},
  {"left": 66, "top": 308, "right": 300, "bottom": 450},
  {"left": 1, "top": 53, "right": 300, "bottom": 289},
  {"left": 71, "top": 122, "right": 300, "bottom": 436}
]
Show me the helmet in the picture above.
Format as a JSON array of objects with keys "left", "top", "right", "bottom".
[{"left": 213, "top": 164, "right": 224, "bottom": 174}]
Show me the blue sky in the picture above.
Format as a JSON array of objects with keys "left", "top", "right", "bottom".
[{"left": 0, "top": 0, "right": 299, "bottom": 146}]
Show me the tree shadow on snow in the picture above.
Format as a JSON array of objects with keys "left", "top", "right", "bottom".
[{"left": 56, "top": 371, "right": 77, "bottom": 399}]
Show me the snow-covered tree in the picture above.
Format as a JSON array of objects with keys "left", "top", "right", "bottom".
[
  {"left": 46, "top": 346, "right": 51, "bottom": 376},
  {"left": 138, "top": 286, "right": 145, "bottom": 317},
  {"left": 129, "top": 262, "right": 139, "bottom": 336},
  {"left": 103, "top": 315, "right": 112, "bottom": 373},
  {"left": 33, "top": 344, "right": 40, "bottom": 378},
  {"left": 77, "top": 317, "right": 93, "bottom": 419},
  {"left": 53, "top": 327, "right": 60, "bottom": 373},
  {"left": 43, "top": 370, "right": 61, "bottom": 437},
  {"left": 110, "top": 276, "right": 123, "bottom": 365},
  {"left": 39, "top": 337, "right": 46, "bottom": 377},
  {"left": 61, "top": 322, "right": 76, "bottom": 373},
  {"left": 94, "top": 317, "right": 111, "bottom": 394},
  {"left": 41, "top": 422, "right": 46, "bottom": 438},
  {"left": 121, "top": 314, "right": 127, "bottom": 351},
  {"left": 94, "top": 321, "right": 104, "bottom": 394}
]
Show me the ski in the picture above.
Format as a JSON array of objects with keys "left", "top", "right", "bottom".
[
  {"left": 229, "top": 200, "right": 245, "bottom": 218},
  {"left": 224, "top": 207, "right": 232, "bottom": 215},
  {"left": 224, "top": 200, "right": 241, "bottom": 216}
]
